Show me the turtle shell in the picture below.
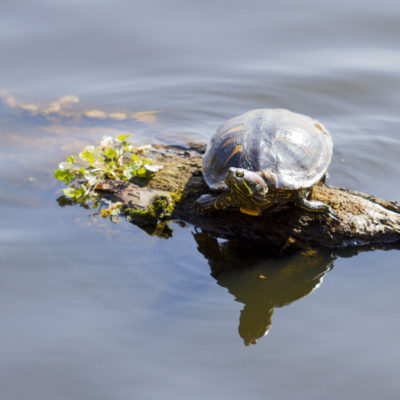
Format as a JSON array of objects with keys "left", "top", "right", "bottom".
[{"left": 202, "top": 109, "right": 333, "bottom": 190}]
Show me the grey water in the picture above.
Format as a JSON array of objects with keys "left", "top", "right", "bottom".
[{"left": 1, "top": 0, "right": 400, "bottom": 399}]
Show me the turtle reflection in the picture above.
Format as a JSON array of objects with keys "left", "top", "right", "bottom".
[{"left": 194, "top": 232, "right": 334, "bottom": 345}]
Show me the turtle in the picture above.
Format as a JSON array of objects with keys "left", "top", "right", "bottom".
[{"left": 196, "top": 108, "right": 335, "bottom": 218}]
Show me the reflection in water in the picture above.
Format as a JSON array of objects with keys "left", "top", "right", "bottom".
[
  {"left": 0, "top": 91, "right": 160, "bottom": 123},
  {"left": 194, "top": 231, "right": 334, "bottom": 345}
]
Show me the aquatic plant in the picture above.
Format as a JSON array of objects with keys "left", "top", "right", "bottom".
[{"left": 55, "top": 134, "right": 162, "bottom": 220}]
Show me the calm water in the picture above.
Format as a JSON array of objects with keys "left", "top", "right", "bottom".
[{"left": 1, "top": 0, "right": 400, "bottom": 399}]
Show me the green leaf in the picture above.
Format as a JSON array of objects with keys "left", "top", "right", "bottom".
[
  {"left": 78, "top": 167, "right": 86, "bottom": 175},
  {"left": 117, "top": 134, "right": 130, "bottom": 142},
  {"left": 62, "top": 187, "right": 77, "bottom": 198},
  {"left": 79, "top": 147, "right": 96, "bottom": 163},
  {"left": 122, "top": 169, "right": 133, "bottom": 180},
  {"left": 55, "top": 169, "right": 74, "bottom": 184},
  {"left": 103, "top": 147, "right": 117, "bottom": 160},
  {"left": 84, "top": 171, "right": 98, "bottom": 186},
  {"left": 55, "top": 135, "right": 163, "bottom": 209},
  {"left": 54, "top": 169, "right": 65, "bottom": 180},
  {"left": 63, "top": 186, "right": 87, "bottom": 201},
  {"left": 131, "top": 154, "right": 140, "bottom": 162},
  {"left": 136, "top": 167, "right": 147, "bottom": 177}
]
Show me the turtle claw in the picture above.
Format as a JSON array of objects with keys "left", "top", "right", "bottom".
[
  {"left": 195, "top": 194, "right": 216, "bottom": 213},
  {"left": 307, "top": 206, "right": 338, "bottom": 223},
  {"left": 317, "top": 207, "right": 338, "bottom": 223},
  {"left": 326, "top": 209, "right": 339, "bottom": 221}
]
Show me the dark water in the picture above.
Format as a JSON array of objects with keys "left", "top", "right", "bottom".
[{"left": 1, "top": 0, "right": 400, "bottom": 399}]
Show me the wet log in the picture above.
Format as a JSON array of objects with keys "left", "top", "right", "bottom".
[{"left": 95, "top": 144, "right": 400, "bottom": 251}]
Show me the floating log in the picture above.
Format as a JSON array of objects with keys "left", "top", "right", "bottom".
[{"left": 95, "top": 144, "right": 400, "bottom": 252}]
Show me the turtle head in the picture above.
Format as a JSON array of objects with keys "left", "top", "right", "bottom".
[{"left": 225, "top": 167, "right": 268, "bottom": 201}]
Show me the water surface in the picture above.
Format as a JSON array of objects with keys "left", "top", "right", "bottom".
[{"left": 1, "top": 1, "right": 400, "bottom": 399}]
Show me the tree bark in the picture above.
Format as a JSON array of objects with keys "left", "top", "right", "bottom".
[{"left": 95, "top": 144, "right": 400, "bottom": 252}]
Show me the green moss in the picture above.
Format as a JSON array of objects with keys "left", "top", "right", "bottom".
[
  {"left": 125, "top": 191, "right": 182, "bottom": 226},
  {"left": 126, "top": 208, "right": 157, "bottom": 225},
  {"left": 170, "top": 191, "right": 183, "bottom": 202},
  {"left": 124, "top": 192, "right": 183, "bottom": 238},
  {"left": 151, "top": 195, "right": 172, "bottom": 218}
]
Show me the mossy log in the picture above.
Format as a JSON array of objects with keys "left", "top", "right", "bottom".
[{"left": 95, "top": 144, "right": 400, "bottom": 251}]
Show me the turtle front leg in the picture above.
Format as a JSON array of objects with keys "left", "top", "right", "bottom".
[
  {"left": 293, "top": 191, "right": 337, "bottom": 220},
  {"left": 196, "top": 191, "right": 237, "bottom": 212}
]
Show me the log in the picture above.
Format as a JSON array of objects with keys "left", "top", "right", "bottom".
[{"left": 95, "top": 144, "right": 400, "bottom": 252}]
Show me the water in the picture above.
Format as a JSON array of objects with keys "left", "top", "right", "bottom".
[{"left": 1, "top": 0, "right": 400, "bottom": 399}]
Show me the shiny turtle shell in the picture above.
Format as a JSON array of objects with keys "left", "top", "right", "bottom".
[{"left": 202, "top": 109, "right": 333, "bottom": 190}]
